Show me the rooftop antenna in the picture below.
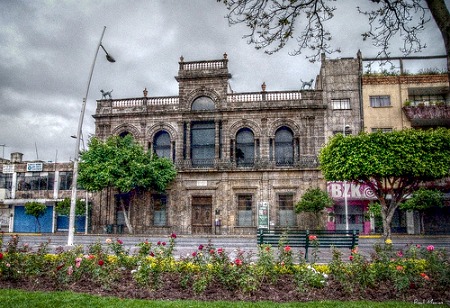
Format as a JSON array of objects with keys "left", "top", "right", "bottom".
[
  {"left": 0, "top": 144, "right": 6, "bottom": 159},
  {"left": 35, "top": 142, "right": 39, "bottom": 160}
]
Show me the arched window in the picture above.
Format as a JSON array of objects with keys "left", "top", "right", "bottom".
[
  {"left": 275, "top": 127, "right": 294, "bottom": 166},
  {"left": 236, "top": 128, "right": 254, "bottom": 167},
  {"left": 191, "top": 96, "right": 215, "bottom": 111},
  {"left": 153, "top": 131, "right": 171, "bottom": 160},
  {"left": 119, "top": 131, "right": 131, "bottom": 138}
]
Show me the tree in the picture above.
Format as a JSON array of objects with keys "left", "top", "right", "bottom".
[
  {"left": 219, "top": 0, "right": 450, "bottom": 75},
  {"left": 78, "top": 135, "right": 177, "bottom": 234},
  {"left": 295, "top": 187, "right": 333, "bottom": 229},
  {"left": 24, "top": 201, "right": 47, "bottom": 233},
  {"left": 319, "top": 128, "right": 450, "bottom": 239},
  {"left": 56, "top": 198, "right": 87, "bottom": 216},
  {"left": 400, "top": 188, "right": 444, "bottom": 234}
]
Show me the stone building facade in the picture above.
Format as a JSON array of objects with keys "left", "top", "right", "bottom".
[{"left": 91, "top": 53, "right": 363, "bottom": 235}]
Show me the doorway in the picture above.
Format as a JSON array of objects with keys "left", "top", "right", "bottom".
[{"left": 191, "top": 196, "right": 212, "bottom": 234}]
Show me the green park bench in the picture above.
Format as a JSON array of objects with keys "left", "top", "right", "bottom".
[{"left": 257, "top": 229, "right": 359, "bottom": 261}]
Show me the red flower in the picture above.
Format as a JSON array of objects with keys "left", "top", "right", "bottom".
[
  {"left": 170, "top": 233, "right": 177, "bottom": 239},
  {"left": 98, "top": 260, "right": 104, "bottom": 266},
  {"left": 396, "top": 265, "right": 404, "bottom": 271},
  {"left": 149, "top": 252, "right": 155, "bottom": 257},
  {"left": 217, "top": 248, "right": 224, "bottom": 254},
  {"left": 234, "top": 258, "right": 243, "bottom": 266},
  {"left": 117, "top": 239, "right": 123, "bottom": 245},
  {"left": 309, "top": 235, "right": 317, "bottom": 241},
  {"left": 284, "top": 246, "right": 291, "bottom": 253},
  {"left": 427, "top": 245, "right": 434, "bottom": 252},
  {"left": 162, "top": 242, "right": 166, "bottom": 246},
  {"left": 349, "top": 255, "right": 353, "bottom": 261},
  {"left": 0, "top": 252, "right": 3, "bottom": 260},
  {"left": 209, "top": 249, "right": 215, "bottom": 255},
  {"left": 192, "top": 252, "right": 197, "bottom": 257},
  {"left": 420, "top": 272, "right": 430, "bottom": 281},
  {"left": 157, "top": 241, "right": 161, "bottom": 246},
  {"left": 198, "top": 244, "right": 204, "bottom": 250}
]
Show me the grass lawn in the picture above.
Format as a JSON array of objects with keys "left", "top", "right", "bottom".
[{"left": 0, "top": 289, "right": 442, "bottom": 307}]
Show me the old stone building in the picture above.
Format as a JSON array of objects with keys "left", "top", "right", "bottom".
[{"left": 91, "top": 53, "right": 362, "bottom": 235}]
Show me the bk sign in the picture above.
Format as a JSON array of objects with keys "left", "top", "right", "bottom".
[{"left": 327, "top": 181, "right": 376, "bottom": 200}]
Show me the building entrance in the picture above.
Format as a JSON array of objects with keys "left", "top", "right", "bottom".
[{"left": 191, "top": 196, "right": 212, "bottom": 234}]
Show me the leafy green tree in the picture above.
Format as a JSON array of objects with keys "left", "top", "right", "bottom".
[
  {"left": 24, "top": 201, "right": 47, "bottom": 233},
  {"left": 319, "top": 128, "right": 450, "bottom": 240},
  {"left": 78, "top": 135, "right": 177, "bottom": 234},
  {"left": 295, "top": 187, "right": 333, "bottom": 229},
  {"left": 219, "top": 0, "right": 450, "bottom": 77},
  {"left": 56, "top": 198, "right": 87, "bottom": 216},
  {"left": 400, "top": 188, "right": 444, "bottom": 234}
]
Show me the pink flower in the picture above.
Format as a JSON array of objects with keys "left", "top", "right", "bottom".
[
  {"left": 217, "top": 248, "right": 224, "bottom": 254},
  {"left": 427, "top": 245, "right": 434, "bottom": 252},
  {"left": 192, "top": 251, "right": 197, "bottom": 257},
  {"left": 162, "top": 242, "right": 166, "bottom": 246},
  {"left": 209, "top": 249, "right": 215, "bottom": 255},
  {"left": 198, "top": 244, "right": 204, "bottom": 250},
  {"left": 170, "top": 233, "right": 177, "bottom": 239},
  {"left": 234, "top": 258, "right": 242, "bottom": 266},
  {"left": 284, "top": 246, "right": 291, "bottom": 253},
  {"left": 416, "top": 244, "right": 421, "bottom": 249},
  {"left": 396, "top": 251, "right": 403, "bottom": 257},
  {"left": 117, "top": 239, "right": 123, "bottom": 245},
  {"left": 67, "top": 266, "right": 73, "bottom": 275},
  {"left": 75, "top": 257, "right": 82, "bottom": 268},
  {"left": 309, "top": 235, "right": 317, "bottom": 241}
]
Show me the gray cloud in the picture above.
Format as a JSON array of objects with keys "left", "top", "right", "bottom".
[{"left": 0, "top": 0, "right": 447, "bottom": 162}]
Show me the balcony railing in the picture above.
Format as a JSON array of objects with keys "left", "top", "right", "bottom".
[
  {"left": 402, "top": 104, "right": 450, "bottom": 127},
  {"left": 174, "top": 156, "right": 319, "bottom": 170}
]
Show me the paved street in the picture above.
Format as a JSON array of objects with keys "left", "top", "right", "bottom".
[{"left": 2, "top": 232, "right": 449, "bottom": 263}]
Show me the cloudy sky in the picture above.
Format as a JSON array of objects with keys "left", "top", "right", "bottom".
[{"left": 1, "top": 0, "right": 447, "bottom": 162}]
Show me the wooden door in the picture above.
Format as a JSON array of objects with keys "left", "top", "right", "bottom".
[{"left": 191, "top": 196, "right": 212, "bottom": 234}]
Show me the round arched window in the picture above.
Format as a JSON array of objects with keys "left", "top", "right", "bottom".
[{"left": 191, "top": 96, "right": 215, "bottom": 111}]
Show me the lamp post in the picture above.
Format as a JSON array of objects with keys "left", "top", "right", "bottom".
[
  {"left": 343, "top": 120, "right": 350, "bottom": 231},
  {"left": 68, "top": 26, "right": 115, "bottom": 246},
  {"left": 70, "top": 134, "right": 89, "bottom": 236}
]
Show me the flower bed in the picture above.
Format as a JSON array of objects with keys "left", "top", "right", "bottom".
[{"left": 0, "top": 233, "right": 449, "bottom": 303}]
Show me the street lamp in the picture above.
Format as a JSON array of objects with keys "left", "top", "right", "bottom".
[
  {"left": 68, "top": 26, "right": 115, "bottom": 246},
  {"left": 343, "top": 121, "right": 350, "bottom": 231}
]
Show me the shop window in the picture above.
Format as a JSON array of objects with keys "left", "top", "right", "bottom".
[
  {"left": 278, "top": 193, "right": 296, "bottom": 227},
  {"left": 152, "top": 194, "right": 167, "bottom": 226},
  {"left": 237, "top": 194, "right": 253, "bottom": 226}
]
